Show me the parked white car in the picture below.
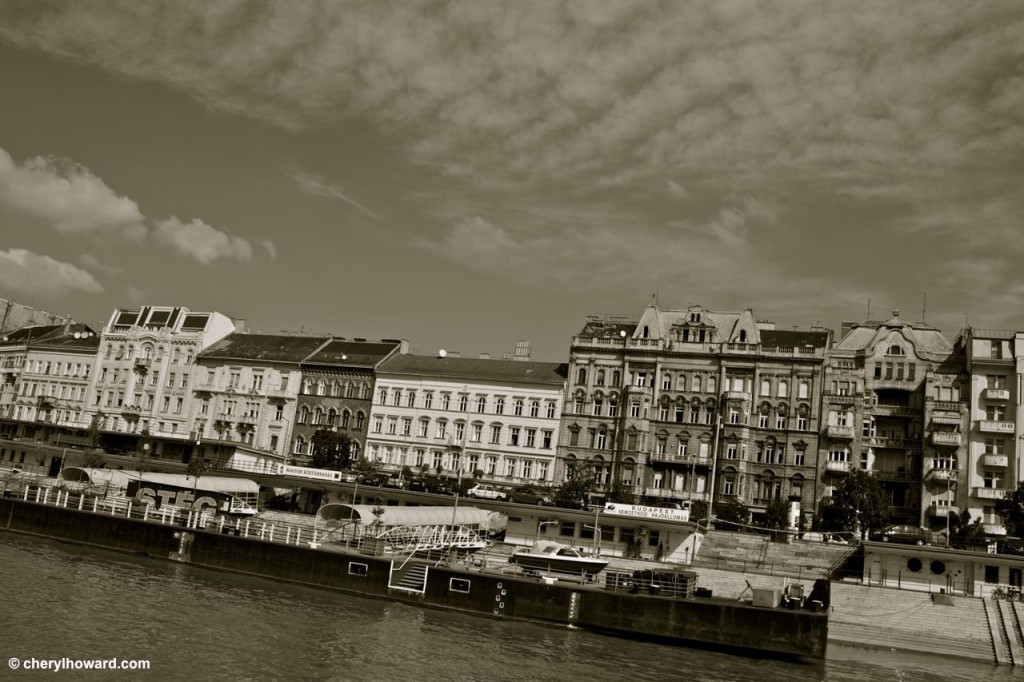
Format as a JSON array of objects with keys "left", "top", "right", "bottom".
[{"left": 467, "top": 483, "right": 507, "bottom": 501}]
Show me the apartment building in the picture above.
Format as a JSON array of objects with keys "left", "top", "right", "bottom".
[
  {"left": 961, "top": 328, "right": 1021, "bottom": 536},
  {"left": 293, "top": 338, "right": 407, "bottom": 464},
  {"left": 559, "top": 304, "right": 829, "bottom": 521},
  {"left": 368, "top": 353, "right": 568, "bottom": 485},
  {"left": 820, "top": 312, "right": 963, "bottom": 529},
  {"left": 0, "top": 323, "right": 98, "bottom": 437},
  {"left": 191, "top": 333, "right": 332, "bottom": 466},
  {"left": 82, "top": 306, "right": 239, "bottom": 443}
]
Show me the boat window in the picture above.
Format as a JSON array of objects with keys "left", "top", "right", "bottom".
[
  {"left": 557, "top": 548, "right": 581, "bottom": 557},
  {"left": 449, "top": 578, "right": 471, "bottom": 594},
  {"left": 348, "top": 562, "right": 368, "bottom": 576}
]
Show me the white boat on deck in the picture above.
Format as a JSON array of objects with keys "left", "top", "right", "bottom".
[{"left": 511, "top": 541, "right": 609, "bottom": 577}]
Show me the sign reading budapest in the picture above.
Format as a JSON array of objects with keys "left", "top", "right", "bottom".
[{"left": 603, "top": 503, "right": 690, "bottom": 522}]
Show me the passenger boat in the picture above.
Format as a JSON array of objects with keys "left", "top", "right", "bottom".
[{"left": 510, "top": 540, "right": 610, "bottom": 578}]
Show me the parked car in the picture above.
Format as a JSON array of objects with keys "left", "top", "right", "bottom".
[
  {"left": 506, "top": 486, "right": 552, "bottom": 506},
  {"left": 870, "top": 524, "right": 932, "bottom": 546},
  {"left": 466, "top": 483, "right": 507, "bottom": 501}
]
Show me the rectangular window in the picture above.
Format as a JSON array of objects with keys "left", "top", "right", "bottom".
[
  {"left": 402, "top": 418, "right": 412, "bottom": 436},
  {"left": 449, "top": 578, "right": 471, "bottom": 594},
  {"left": 490, "top": 425, "right": 501, "bottom": 444},
  {"left": 387, "top": 417, "right": 397, "bottom": 435},
  {"left": 455, "top": 422, "right": 465, "bottom": 442},
  {"left": 472, "top": 423, "right": 482, "bottom": 442},
  {"left": 546, "top": 403, "right": 556, "bottom": 419},
  {"left": 542, "top": 430, "right": 552, "bottom": 448},
  {"left": 630, "top": 402, "right": 640, "bottom": 418},
  {"left": 526, "top": 429, "right": 536, "bottom": 447},
  {"left": 797, "top": 415, "right": 808, "bottom": 431},
  {"left": 348, "top": 562, "right": 368, "bottom": 576},
  {"left": 795, "top": 450, "right": 805, "bottom": 466},
  {"left": 436, "top": 421, "right": 448, "bottom": 439},
  {"left": 775, "top": 415, "right": 786, "bottom": 430},
  {"left": 510, "top": 427, "right": 520, "bottom": 446},
  {"left": 373, "top": 416, "right": 383, "bottom": 433}
]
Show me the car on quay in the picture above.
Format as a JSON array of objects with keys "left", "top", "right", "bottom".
[
  {"left": 869, "top": 524, "right": 932, "bottom": 546},
  {"left": 466, "top": 483, "right": 507, "bottom": 501},
  {"left": 506, "top": 486, "right": 553, "bottom": 506}
]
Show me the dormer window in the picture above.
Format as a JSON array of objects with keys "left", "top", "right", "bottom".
[{"left": 887, "top": 345, "right": 905, "bottom": 356}]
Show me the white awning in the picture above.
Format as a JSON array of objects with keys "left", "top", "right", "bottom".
[
  {"left": 57, "top": 467, "right": 259, "bottom": 495},
  {"left": 318, "top": 504, "right": 493, "bottom": 527}
]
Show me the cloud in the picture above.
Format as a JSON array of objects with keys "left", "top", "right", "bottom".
[
  {"left": 261, "top": 240, "right": 277, "bottom": 260},
  {"left": 4, "top": 2, "right": 1024, "bottom": 325},
  {"left": 153, "top": 217, "right": 254, "bottom": 265},
  {"left": 78, "top": 253, "right": 122, "bottom": 276},
  {"left": 0, "top": 147, "right": 145, "bottom": 238},
  {"left": 0, "top": 249, "right": 104, "bottom": 296},
  {"left": 287, "top": 167, "right": 380, "bottom": 220}
]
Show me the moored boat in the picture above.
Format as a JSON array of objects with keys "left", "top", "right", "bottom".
[{"left": 510, "top": 540, "right": 610, "bottom": 578}]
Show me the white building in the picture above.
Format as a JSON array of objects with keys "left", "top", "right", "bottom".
[
  {"left": 82, "top": 306, "right": 239, "bottom": 441},
  {"left": 367, "top": 353, "right": 568, "bottom": 485}
]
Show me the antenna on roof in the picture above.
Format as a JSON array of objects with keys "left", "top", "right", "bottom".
[
  {"left": 866, "top": 298, "right": 871, "bottom": 320},
  {"left": 921, "top": 292, "right": 927, "bottom": 323}
]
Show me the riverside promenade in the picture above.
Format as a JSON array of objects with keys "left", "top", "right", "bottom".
[{"left": 691, "top": 530, "right": 1009, "bottom": 665}]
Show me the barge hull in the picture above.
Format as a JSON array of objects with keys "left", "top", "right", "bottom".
[{"left": 0, "top": 498, "right": 827, "bottom": 660}]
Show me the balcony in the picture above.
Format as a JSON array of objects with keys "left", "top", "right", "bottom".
[
  {"left": 930, "top": 432, "right": 962, "bottom": 448},
  {"left": 931, "top": 413, "right": 962, "bottom": 427},
  {"left": 983, "top": 454, "right": 1009, "bottom": 467},
  {"left": 648, "top": 453, "right": 710, "bottom": 466},
  {"left": 722, "top": 390, "right": 751, "bottom": 402},
  {"left": 925, "top": 468, "right": 957, "bottom": 482},
  {"left": 824, "top": 393, "right": 861, "bottom": 407},
  {"left": 979, "top": 420, "right": 1015, "bottom": 434},
  {"left": 868, "top": 378, "right": 920, "bottom": 391},
  {"left": 866, "top": 436, "right": 919, "bottom": 449},
  {"left": 985, "top": 388, "right": 1011, "bottom": 401},
  {"left": 134, "top": 357, "right": 152, "bottom": 369},
  {"left": 984, "top": 523, "right": 1007, "bottom": 536},
  {"left": 826, "top": 424, "right": 854, "bottom": 439},
  {"left": 869, "top": 404, "right": 919, "bottom": 418},
  {"left": 825, "top": 460, "right": 851, "bottom": 475},
  {"left": 121, "top": 404, "right": 143, "bottom": 418},
  {"left": 928, "top": 505, "right": 951, "bottom": 518},
  {"left": 972, "top": 486, "right": 1006, "bottom": 500},
  {"left": 192, "top": 383, "right": 218, "bottom": 394}
]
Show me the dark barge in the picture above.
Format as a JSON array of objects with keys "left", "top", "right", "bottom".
[{"left": 0, "top": 496, "right": 829, "bottom": 660}]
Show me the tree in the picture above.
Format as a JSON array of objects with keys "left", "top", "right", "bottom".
[
  {"left": 607, "top": 478, "right": 637, "bottom": 505},
  {"left": 88, "top": 411, "right": 105, "bottom": 448},
  {"left": 185, "top": 456, "right": 209, "bottom": 510},
  {"left": 82, "top": 451, "right": 107, "bottom": 469},
  {"left": 310, "top": 429, "right": 352, "bottom": 470},
  {"left": 832, "top": 468, "right": 888, "bottom": 539},
  {"left": 947, "top": 508, "right": 987, "bottom": 549},
  {"left": 690, "top": 499, "right": 709, "bottom": 525},
  {"left": 995, "top": 483, "right": 1024, "bottom": 538},
  {"left": 760, "top": 498, "right": 791, "bottom": 541},
  {"left": 553, "top": 459, "right": 595, "bottom": 509},
  {"left": 713, "top": 498, "right": 749, "bottom": 528}
]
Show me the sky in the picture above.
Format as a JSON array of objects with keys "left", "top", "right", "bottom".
[{"left": 1, "top": 1, "right": 1023, "bottom": 362}]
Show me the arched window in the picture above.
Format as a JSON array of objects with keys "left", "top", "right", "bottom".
[
  {"left": 355, "top": 411, "right": 365, "bottom": 430},
  {"left": 341, "top": 410, "right": 351, "bottom": 428},
  {"left": 798, "top": 381, "right": 810, "bottom": 399},
  {"left": 298, "top": 405, "right": 310, "bottom": 424},
  {"left": 303, "top": 379, "right": 314, "bottom": 394},
  {"left": 708, "top": 376, "right": 717, "bottom": 393},
  {"left": 577, "top": 367, "right": 587, "bottom": 385},
  {"left": 349, "top": 441, "right": 360, "bottom": 460},
  {"left": 691, "top": 375, "right": 702, "bottom": 392},
  {"left": 172, "top": 348, "right": 180, "bottom": 363},
  {"left": 596, "top": 370, "right": 606, "bottom": 386},
  {"left": 778, "top": 380, "right": 789, "bottom": 398},
  {"left": 761, "top": 379, "right": 771, "bottom": 396},
  {"left": 611, "top": 370, "right": 621, "bottom": 387},
  {"left": 312, "top": 407, "right": 323, "bottom": 425},
  {"left": 293, "top": 435, "right": 305, "bottom": 454},
  {"left": 317, "top": 380, "right": 326, "bottom": 396},
  {"left": 327, "top": 408, "right": 337, "bottom": 426}
]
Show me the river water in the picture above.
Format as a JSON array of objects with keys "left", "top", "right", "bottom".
[{"left": 0, "top": 532, "right": 1016, "bottom": 681}]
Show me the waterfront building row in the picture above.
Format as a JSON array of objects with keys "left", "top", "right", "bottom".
[{"left": 2, "top": 301, "right": 1024, "bottom": 538}]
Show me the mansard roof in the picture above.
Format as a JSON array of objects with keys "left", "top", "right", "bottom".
[
  {"left": 760, "top": 329, "right": 831, "bottom": 349},
  {"left": 378, "top": 354, "right": 568, "bottom": 386},
  {"left": 303, "top": 340, "right": 402, "bottom": 368},
  {"left": 833, "top": 312, "right": 953, "bottom": 361},
  {"left": 0, "top": 324, "right": 98, "bottom": 350},
  {"left": 197, "top": 333, "right": 331, "bottom": 364}
]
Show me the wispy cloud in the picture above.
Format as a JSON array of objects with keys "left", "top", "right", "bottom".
[
  {"left": 261, "top": 240, "right": 277, "bottom": 260},
  {"left": 77, "top": 253, "right": 122, "bottom": 276},
  {"left": 287, "top": 167, "right": 381, "bottom": 220},
  {"left": 153, "top": 217, "right": 254, "bottom": 265},
  {"left": 3, "top": 2, "right": 1024, "bottom": 325},
  {"left": 0, "top": 249, "right": 103, "bottom": 296},
  {"left": 0, "top": 147, "right": 144, "bottom": 238}
]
